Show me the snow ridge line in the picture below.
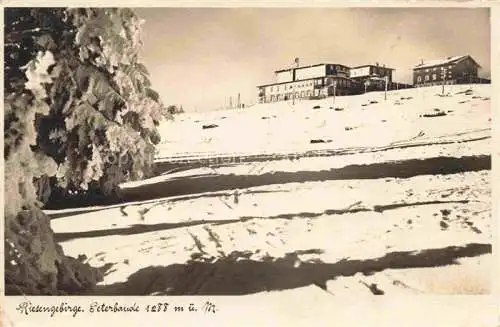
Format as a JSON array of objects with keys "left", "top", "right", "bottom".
[
  {"left": 153, "top": 132, "right": 490, "bottom": 170},
  {"left": 232, "top": 200, "right": 474, "bottom": 223}
]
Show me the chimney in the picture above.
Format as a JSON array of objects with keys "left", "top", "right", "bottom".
[
  {"left": 421, "top": 59, "right": 424, "bottom": 65},
  {"left": 376, "top": 62, "right": 379, "bottom": 67}
]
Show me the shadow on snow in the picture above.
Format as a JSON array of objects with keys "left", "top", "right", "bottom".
[
  {"left": 120, "top": 155, "right": 490, "bottom": 203},
  {"left": 54, "top": 199, "right": 472, "bottom": 242},
  {"left": 84, "top": 242, "right": 491, "bottom": 295}
]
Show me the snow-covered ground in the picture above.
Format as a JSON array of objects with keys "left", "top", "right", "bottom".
[
  {"left": 155, "top": 84, "right": 490, "bottom": 159},
  {"left": 48, "top": 84, "right": 491, "bottom": 296}
]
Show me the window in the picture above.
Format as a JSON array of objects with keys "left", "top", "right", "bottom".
[
  {"left": 425, "top": 75, "right": 430, "bottom": 81},
  {"left": 426, "top": 69, "right": 430, "bottom": 73},
  {"left": 432, "top": 74, "right": 437, "bottom": 81}
]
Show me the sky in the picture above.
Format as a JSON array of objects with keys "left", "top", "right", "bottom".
[{"left": 134, "top": 8, "right": 490, "bottom": 112}]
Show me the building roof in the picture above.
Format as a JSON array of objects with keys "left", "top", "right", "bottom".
[
  {"left": 275, "top": 63, "right": 323, "bottom": 73},
  {"left": 413, "top": 55, "right": 481, "bottom": 70},
  {"left": 274, "top": 63, "right": 350, "bottom": 73},
  {"left": 350, "top": 64, "right": 395, "bottom": 70}
]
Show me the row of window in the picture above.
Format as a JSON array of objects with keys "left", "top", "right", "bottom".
[
  {"left": 269, "top": 81, "right": 315, "bottom": 92},
  {"left": 268, "top": 78, "right": 355, "bottom": 93},
  {"left": 327, "top": 78, "right": 352, "bottom": 88},
  {"left": 328, "top": 65, "right": 348, "bottom": 72},
  {"left": 266, "top": 90, "right": 318, "bottom": 102},
  {"left": 265, "top": 87, "right": 356, "bottom": 102},
  {"left": 416, "top": 80, "right": 457, "bottom": 87},
  {"left": 421, "top": 65, "right": 453, "bottom": 73},
  {"left": 416, "top": 72, "right": 453, "bottom": 83}
]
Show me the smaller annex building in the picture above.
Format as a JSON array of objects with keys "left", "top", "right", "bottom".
[{"left": 413, "top": 55, "right": 490, "bottom": 87}]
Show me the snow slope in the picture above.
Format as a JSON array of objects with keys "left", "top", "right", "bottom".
[
  {"left": 155, "top": 85, "right": 490, "bottom": 159},
  {"left": 48, "top": 84, "right": 491, "bottom": 296}
]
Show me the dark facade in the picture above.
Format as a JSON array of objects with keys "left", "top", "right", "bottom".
[
  {"left": 325, "top": 64, "right": 350, "bottom": 77},
  {"left": 413, "top": 55, "right": 483, "bottom": 87},
  {"left": 349, "top": 64, "right": 395, "bottom": 92},
  {"left": 322, "top": 76, "right": 363, "bottom": 96}
]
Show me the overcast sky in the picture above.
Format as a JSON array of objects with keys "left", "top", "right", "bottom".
[{"left": 134, "top": 8, "right": 490, "bottom": 112}]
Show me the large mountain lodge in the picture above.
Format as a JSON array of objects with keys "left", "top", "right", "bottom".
[{"left": 257, "top": 55, "right": 489, "bottom": 104}]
